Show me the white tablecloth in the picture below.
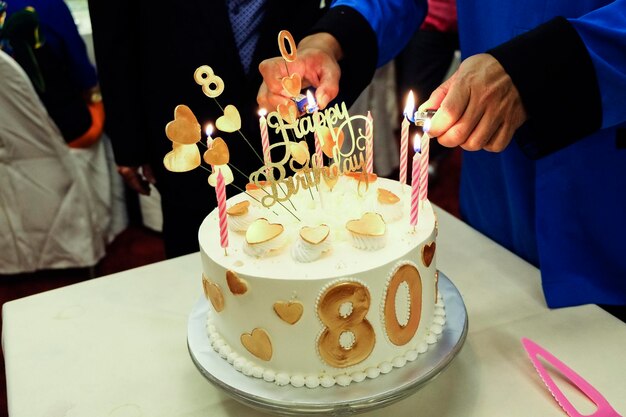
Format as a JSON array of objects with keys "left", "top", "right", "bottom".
[{"left": 3, "top": 207, "right": 625, "bottom": 416}]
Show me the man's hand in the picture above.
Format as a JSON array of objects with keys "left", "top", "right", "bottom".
[
  {"left": 117, "top": 164, "right": 155, "bottom": 195},
  {"left": 257, "top": 33, "right": 342, "bottom": 110},
  {"left": 419, "top": 53, "right": 527, "bottom": 152}
]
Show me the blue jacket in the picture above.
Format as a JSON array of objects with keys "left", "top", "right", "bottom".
[{"left": 318, "top": 0, "right": 626, "bottom": 308}]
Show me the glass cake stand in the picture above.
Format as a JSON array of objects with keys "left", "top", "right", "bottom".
[{"left": 187, "top": 272, "right": 468, "bottom": 416}]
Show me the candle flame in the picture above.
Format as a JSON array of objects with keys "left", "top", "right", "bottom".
[
  {"left": 404, "top": 91, "right": 415, "bottom": 117},
  {"left": 413, "top": 133, "right": 421, "bottom": 153},
  {"left": 306, "top": 89, "right": 317, "bottom": 106},
  {"left": 205, "top": 123, "right": 214, "bottom": 137},
  {"left": 258, "top": 108, "right": 267, "bottom": 117},
  {"left": 423, "top": 117, "right": 432, "bottom": 132}
]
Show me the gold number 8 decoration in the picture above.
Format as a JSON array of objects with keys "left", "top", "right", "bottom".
[
  {"left": 383, "top": 264, "right": 422, "bottom": 346},
  {"left": 277, "top": 30, "right": 297, "bottom": 62},
  {"left": 194, "top": 65, "right": 225, "bottom": 98},
  {"left": 317, "top": 281, "right": 375, "bottom": 368}
]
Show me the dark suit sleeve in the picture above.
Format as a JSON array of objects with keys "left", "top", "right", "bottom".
[
  {"left": 488, "top": 17, "right": 602, "bottom": 159},
  {"left": 88, "top": 0, "right": 146, "bottom": 166}
]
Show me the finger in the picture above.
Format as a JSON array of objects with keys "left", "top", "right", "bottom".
[
  {"left": 460, "top": 117, "right": 500, "bottom": 151},
  {"left": 428, "top": 81, "right": 472, "bottom": 141},
  {"left": 418, "top": 75, "right": 454, "bottom": 113},
  {"left": 258, "top": 58, "right": 290, "bottom": 95},
  {"left": 314, "top": 64, "right": 340, "bottom": 109},
  {"left": 483, "top": 122, "right": 514, "bottom": 152},
  {"left": 257, "top": 82, "right": 290, "bottom": 111}
]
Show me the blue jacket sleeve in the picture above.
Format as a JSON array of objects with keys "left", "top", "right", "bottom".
[
  {"left": 568, "top": 0, "right": 626, "bottom": 129},
  {"left": 330, "top": 0, "right": 427, "bottom": 67}
]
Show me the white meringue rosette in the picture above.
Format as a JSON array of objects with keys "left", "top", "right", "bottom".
[{"left": 291, "top": 224, "right": 332, "bottom": 263}]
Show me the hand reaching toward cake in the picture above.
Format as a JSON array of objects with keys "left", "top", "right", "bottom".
[
  {"left": 418, "top": 54, "right": 528, "bottom": 153},
  {"left": 257, "top": 33, "right": 343, "bottom": 111}
]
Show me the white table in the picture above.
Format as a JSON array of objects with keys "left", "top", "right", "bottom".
[{"left": 3, "top": 207, "right": 625, "bottom": 417}]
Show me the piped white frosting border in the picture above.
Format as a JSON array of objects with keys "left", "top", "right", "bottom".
[{"left": 205, "top": 295, "right": 446, "bottom": 388}]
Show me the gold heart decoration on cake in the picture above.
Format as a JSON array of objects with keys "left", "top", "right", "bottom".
[
  {"left": 289, "top": 141, "right": 310, "bottom": 165},
  {"left": 202, "top": 274, "right": 224, "bottom": 312},
  {"left": 207, "top": 165, "right": 234, "bottom": 187},
  {"left": 216, "top": 104, "right": 241, "bottom": 132},
  {"left": 246, "top": 218, "right": 284, "bottom": 245},
  {"left": 422, "top": 241, "right": 436, "bottom": 267},
  {"left": 227, "top": 200, "right": 250, "bottom": 217},
  {"left": 226, "top": 270, "right": 248, "bottom": 295},
  {"left": 203, "top": 137, "right": 229, "bottom": 165},
  {"left": 377, "top": 188, "right": 400, "bottom": 205},
  {"left": 281, "top": 73, "right": 302, "bottom": 97},
  {"left": 165, "top": 104, "right": 201, "bottom": 145},
  {"left": 241, "top": 328, "right": 272, "bottom": 361},
  {"left": 277, "top": 101, "right": 298, "bottom": 124},
  {"left": 346, "top": 212, "right": 386, "bottom": 237},
  {"left": 300, "top": 224, "right": 330, "bottom": 245},
  {"left": 273, "top": 300, "right": 304, "bottom": 325},
  {"left": 163, "top": 143, "right": 201, "bottom": 172},
  {"left": 318, "top": 126, "right": 345, "bottom": 158}
]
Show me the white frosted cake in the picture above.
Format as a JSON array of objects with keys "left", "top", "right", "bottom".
[{"left": 198, "top": 175, "right": 445, "bottom": 388}]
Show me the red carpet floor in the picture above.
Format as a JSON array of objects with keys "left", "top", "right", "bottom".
[{"left": 0, "top": 148, "right": 461, "bottom": 417}]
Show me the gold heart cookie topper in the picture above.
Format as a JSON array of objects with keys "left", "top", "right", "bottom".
[
  {"left": 318, "top": 126, "right": 345, "bottom": 158},
  {"left": 202, "top": 274, "right": 225, "bottom": 312},
  {"left": 246, "top": 218, "right": 284, "bottom": 245},
  {"left": 290, "top": 141, "right": 309, "bottom": 165},
  {"left": 241, "top": 328, "right": 272, "bottom": 361},
  {"left": 273, "top": 300, "right": 303, "bottom": 325},
  {"left": 227, "top": 200, "right": 250, "bottom": 216},
  {"left": 300, "top": 224, "right": 330, "bottom": 245},
  {"left": 216, "top": 104, "right": 241, "bottom": 133},
  {"left": 163, "top": 142, "right": 201, "bottom": 172},
  {"left": 377, "top": 188, "right": 400, "bottom": 205},
  {"left": 203, "top": 137, "right": 229, "bottom": 165},
  {"left": 422, "top": 241, "right": 436, "bottom": 267},
  {"left": 165, "top": 105, "right": 201, "bottom": 145},
  {"left": 277, "top": 101, "right": 298, "bottom": 124},
  {"left": 207, "top": 165, "right": 234, "bottom": 187},
  {"left": 281, "top": 73, "right": 302, "bottom": 97},
  {"left": 226, "top": 270, "right": 248, "bottom": 295},
  {"left": 346, "top": 212, "right": 386, "bottom": 237}
]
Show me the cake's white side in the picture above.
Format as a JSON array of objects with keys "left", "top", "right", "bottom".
[{"left": 199, "top": 178, "right": 442, "bottom": 387}]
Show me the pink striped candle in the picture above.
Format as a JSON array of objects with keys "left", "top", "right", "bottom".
[
  {"left": 399, "top": 91, "right": 415, "bottom": 185},
  {"left": 410, "top": 134, "right": 421, "bottom": 227},
  {"left": 308, "top": 92, "right": 323, "bottom": 166},
  {"left": 258, "top": 109, "right": 271, "bottom": 165},
  {"left": 216, "top": 170, "right": 229, "bottom": 252},
  {"left": 419, "top": 132, "right": 430, "bottom": 202},
  {"left": 365, "top": 111, "right": 374, "bottom": 174}
]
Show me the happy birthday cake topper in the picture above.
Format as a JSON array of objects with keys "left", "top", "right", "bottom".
[{"left": 163, "top": 30, "right": 374, "bottom": 213}]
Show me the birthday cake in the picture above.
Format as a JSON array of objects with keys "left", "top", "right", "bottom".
[
  {"left": 198, "top": 174, "right": 444, "bottom": 388},
  {"left": 164, "top": 30, "right": 444, "bottom": 388}
]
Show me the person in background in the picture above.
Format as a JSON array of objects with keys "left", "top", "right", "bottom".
[
  {"left": 88, "top": 0, "right": 372, "bottom": 258},
  {"left": 0, "top": 0, "right": 103, "bottom": 148},
  {"left": 395, "top": 0, "right": 459, "bottom": 181},
  {"left": 257, "top": 0, "right": 626, "bottom": 316}
]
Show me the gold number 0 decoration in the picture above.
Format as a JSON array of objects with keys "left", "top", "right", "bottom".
[
  {"left": 317, "top": 281, "right": 375, "bottom": 368},
  {"left": 383, "top": 264, "right": 422, "bottom": 346},
  {"left": 278, "top": 30, "right": 297, "bottom": 62}
]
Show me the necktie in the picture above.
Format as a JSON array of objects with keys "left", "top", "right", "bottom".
[{"left": 227, "top": 0, "right": 266, "bottom": 74}]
